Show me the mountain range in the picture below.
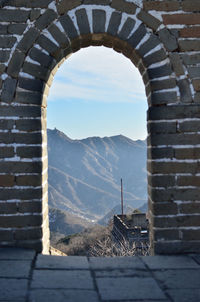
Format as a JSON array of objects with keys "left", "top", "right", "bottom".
[{"left": 48, "top": 128, "right": 147, "bottom": 222}]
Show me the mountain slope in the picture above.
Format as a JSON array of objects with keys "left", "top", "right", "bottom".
[{"left": 48, "top": 128, "right": 147, "bottom": 220}]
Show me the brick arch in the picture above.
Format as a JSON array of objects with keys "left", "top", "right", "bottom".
[{"left": 1, "top": 0, "right": 200, "bottom": 255}]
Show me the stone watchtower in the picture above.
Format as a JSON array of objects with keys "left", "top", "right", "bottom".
[{"left": 0, "top": 0, "right": 200, "bottom": 254}]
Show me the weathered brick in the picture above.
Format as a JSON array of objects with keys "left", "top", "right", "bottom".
[
  {"left": 163, "top": 14, "right": 200, "bottom": 25},
  {"left": 150, "top": 78, "right": 176, "bottom": 91},
  {"left": 6, "top": 0, "right": 52, "bottom": 8},
  {"left": 57, "top": 0, "right": 81, "bottom": 15},
  {"left": 84, "top": 0, "right": 110, "bottom": 3},
  {"left": 170, "top": 53, "right": 184, "bottom": 76},
  {"left": 148, "top": 147, "right": 174, "bottom": 160},
  {"left": 0, "top": 202, "right": 17, "bottom": 214},
  {"left": 153, "top": 215, "right": 200, "bottom": 228},
  {"left": 118, "top": 17, "right": 135, "bottom": 41},
  {"left": 154, "top": 241, "right": 200, "bottom": 254},
  {"left": 150, "top": 91, "right": 177, "bottom": 106},
  {"left": 0, "top": 162, "right": 42, "bottom": 174},
  {"left": 149, "top": 201, "right": 178, "bottom": 215},
  {"left": 17, "top": 28, "right": 40, "bottom": 54},
  {"left": 107, "top": 12, "right": 121, "bottom": 37},
  {"left": 0, "top": 9, "right": 29, "bottom": 22},
  {"left": 179, "top": 39, "right": 200, "bottom": 52},
  {"left": 7, "top": 50, "right": 25, "bottom": 78},
  {"left": 137, "top": 10, "right": 161, "bottom": 31},
  {"left": 0, "top": 132, "right": 42, "bottom": 144},
  {"left": 178, "top": 79, "right": 192, "bottom": 103},
  {"left": 0, "top": 230, "right": 13, "bottom": 241},
  {"left": 0, "top": 147, "right": 14, "bottom": 158},
  {"left": 22, "top": 62, "right": 50, "bottom": 82},
  {"left": 188, "top": 66, "right": 200, "bottom": 79},
  {"left": 0, "top": 215, "right": 42, "bottom": 227},
  {"left": 17, "top": 146, "right": 42, "bottom": 158},
  {"left": 18, "top": 201, "right": 42, "bottom": 213},
  {"left": 192, "top": 79, "right": 200, "bottom": 92},
  {"left": 0, "top": 120, "right": 14, "bottom": 130},
  {"left": 182, "top": 230, "right": 200, "bottom": 241},
  {"left": 48, "top": 24, "right": 69, "bottom": 49},
  {"left": 180, "top": 27, "right": 200, "bottom": 38},
  {"left": 158, "top": 28, "right": 178, "bottom": 52},
  {"left": 15, "top": 119, "right": 42, "bottom": 132},
  {"left": 28, "top": 47, "right": 55, "bottom": 69},
  {"left": 35, "top": 9, "right": 57, "bottom": 30},
  {"left": 194, "top": 92, "right": 200, "bottom": 103},
  {"left": 0, "top": 24, "right": 7, "bottom": 34},
  {"left": 143, "top": 49, "right": 167, "bottom": 67},
  {"left": 8, "top": 23, "right": 26, "bottom": 35},
  {"left": 148, "top": 121, "right": 177, "bottom": 134},
  {"left": 111, "top": 0, "right": 137, "bottom": 14},
  {"left": 14, "top": 228, "right": 42, "bottom": 241},
  {"left": 15, "top": 91, "right": 43, "bottom": 106},
  {"left": 177, "top": 176, "right": 200, "bottom": 187},
  {"left": 0, "top": 175, "right": 15, "bottom": 187},
  {"left": 18, "top": 77, "right": 44, "bottom": 93},
  {"left": 0, "top": 188, "right": 43, "bottom": 200},
  {"left": 148, "top": 175, "right": 176, "bottom": 188},
  {"left": 179, "top": 202, "right": 200, "bottom": 216},
  {"left": 75, "top": 9, "right": 91, "bottom": 35},
  {"left": 148, "top": 161, "right": 200, "bottom": 174},
  {"left": 144, "top": 1, "right": 180, "bottom": 11},
  {"left": 0, "top": 105, "right": 41, "bottom": 118},
  {"left": 128, "top": 23, "right": 147, "bottom": 48},
  {"left": 1, "top": 77, "right": 17, "bottom": 103},
  {"left": 93, "top": 10, "right": 106, "bottom": 33},
  {"left": 138, "top": 34, "right": 160, "bottom": 57},
  {"left": 151, "top": 187, "right": 200, "bottom": 202},
  {"left": 148, "top": 64, "right": 172, "bottom": 80},
  {"left": 30, "top": 9, "right": 41, "bottom": 21},
  {"left": 36, "top": 35, "right": 59, "bottom": 57},
  {"left": 178, "top": 120, "right": 200, "bottom": 133},
  {"left": 16, "top": 175, "right": 42, "bottom": 187},
  {"left": 148, "top": 105, "right": 200, "bottom": 121},
  {"left": 175, "top": 148, "right": 200, "bottom": 160},
  {"left": 0, "top": 50, "right": 10, "bottom": 63},
  {"left": 182, "top": 0, "right": 200, "bottom": 12},
  {"left": 59, "top": 14, "right": 79, "bottom": 40},
  {"left": 154, "top": 229, "right": 179, "bottom": 241},
  {"left": 0, "top": 36, "right": 16, "bottom": 48},
  {"left": 149, "top": 133, "right": 200, "bottom": 146},
  {"left": 0, "top": 64, "right": 6, "bottom": 73}
]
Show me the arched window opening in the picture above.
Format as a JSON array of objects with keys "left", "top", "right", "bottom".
[{"left": 47, "top": 46, "right": 148, "bottom": 256}]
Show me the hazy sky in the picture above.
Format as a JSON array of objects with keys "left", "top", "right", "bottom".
[{"left": 47, "top": 46, "right": 147, "bottom": 141}]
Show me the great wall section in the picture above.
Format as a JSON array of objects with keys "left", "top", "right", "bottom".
[{"left": 0, "top": 0, "right": 200, "bottom": 255}]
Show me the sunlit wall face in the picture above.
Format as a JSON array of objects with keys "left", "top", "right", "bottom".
[{"left": 48, "top": 46, "right": 147, "bottom": 141}]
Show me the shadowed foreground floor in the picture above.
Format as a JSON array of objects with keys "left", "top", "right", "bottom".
[{"left": 0, "top": 248, "right": 200, "bottom": 302}]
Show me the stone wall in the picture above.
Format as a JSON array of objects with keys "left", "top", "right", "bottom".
[{"left": 0, "top": 0, "right": 199, "bottom": 254}]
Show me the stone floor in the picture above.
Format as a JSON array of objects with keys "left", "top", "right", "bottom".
[{"left": 0, "top": 248, "right": 200, "bottom": 302}]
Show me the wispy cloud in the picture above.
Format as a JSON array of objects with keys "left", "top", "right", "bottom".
[{"left": 48, "top": 46, "right": 146, "bottom": 104}]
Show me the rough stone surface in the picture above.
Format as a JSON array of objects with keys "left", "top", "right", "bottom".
[{"left": 0, "top": 250, "right": 200, "bottom": 301}]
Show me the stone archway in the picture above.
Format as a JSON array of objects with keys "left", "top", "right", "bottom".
[{"left": 0, "top": 0, "right": 200, "bottom": 255}]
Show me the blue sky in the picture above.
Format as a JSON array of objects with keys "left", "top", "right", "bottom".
[{"left": 48, "top": 46, "right": 147, "bottom": 141}]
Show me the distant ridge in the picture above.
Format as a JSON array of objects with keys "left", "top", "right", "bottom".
[{"left": 48, "top": 128, "right": 147, "bottom": 221}]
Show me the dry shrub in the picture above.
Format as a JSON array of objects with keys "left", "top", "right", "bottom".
[{"left": 55, "top": 223, "right": 149, "bottom": 256}]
